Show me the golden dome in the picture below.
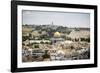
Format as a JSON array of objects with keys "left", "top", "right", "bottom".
[{"left": 54, "top": 31, "right": 61, "bottom": 38}]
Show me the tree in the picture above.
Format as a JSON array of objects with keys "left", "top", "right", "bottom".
[
  {"left": 22, "top": 36, "right": 29, "bottom": 41},
  {"left": 34, "top": 45, "right": 39, "bottom": 48},
  {"left": 42, "top": 50, "right": 50, "bottom": 59},
  {"left": 40, "top": 41, "right": 44, "bottom": 44},
  {"left": 70, "top": 46, "right": 74, "bottom": 49},
  {"left": 86, "top": 37, "right": 90, "bottom": 42}
]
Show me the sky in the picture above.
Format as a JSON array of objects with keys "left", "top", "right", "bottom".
[{"left": 22, "top": 10, "right": 90, "bottom": 28}]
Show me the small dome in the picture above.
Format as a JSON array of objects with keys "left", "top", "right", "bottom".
[
  {"left": 54, "top": 31, "right": 61, "bottom": 38},
  {"left": 57, "top": 50, "right": 65, "bottom": 55}
]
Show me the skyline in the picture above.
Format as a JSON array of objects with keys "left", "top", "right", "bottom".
[{"left": 22, "top": 10, "right": 90, "bottom": 28}]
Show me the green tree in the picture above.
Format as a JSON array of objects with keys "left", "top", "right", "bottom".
[
  {"left": 42, "top": 50, "right": 50, "bottom": 59},
  {"left": 34, "top": 45, "right": 39, "bottom": 48}
]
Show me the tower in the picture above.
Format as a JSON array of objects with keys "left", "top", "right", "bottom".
[{"left": 52, "top": 21, "right": 53, "bottom": 25}]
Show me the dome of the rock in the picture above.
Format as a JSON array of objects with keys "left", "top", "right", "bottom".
[{"left": 54, "top": 31, "right": 61, "bottom": 38}]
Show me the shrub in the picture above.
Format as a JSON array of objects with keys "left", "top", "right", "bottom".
[
  {"left": 42, "top": 50, "right": 50, "bottom": 58},
  {"left": 34, "top": 45, "right": 39, "bottom": 48},
  {"left": 75, "top": 38, "right": 79, "bottom": 42},
  {"left": 86, "top": 37, "right": 90, "bottom": 42},
  {"left": 40, "top": 41, "right": 44, "bottom": 44},
  {"left": 22, "top": 36, "right": 29, "bottom": 41},
  {"left": 81, "top": 37, "right": 90, "bottom": 42},
  {"left": 70, "top": 46, "right": 74, "bottom": 49}
]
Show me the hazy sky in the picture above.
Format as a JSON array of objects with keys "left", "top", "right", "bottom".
[{"left": 22, "top": 10, "right": 90, "bottom": 28}]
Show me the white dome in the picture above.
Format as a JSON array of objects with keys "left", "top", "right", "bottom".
[{"left": 57, "top": 50, "right": 65, "bottom": 55}]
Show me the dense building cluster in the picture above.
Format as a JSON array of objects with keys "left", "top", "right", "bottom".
[{"left": 22, "top": 24, "right": 90, "bottom": 62}]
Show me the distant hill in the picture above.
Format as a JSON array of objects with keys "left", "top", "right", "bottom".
[{"left": 22, "top": 24, "right": 90, "bottom": 32}]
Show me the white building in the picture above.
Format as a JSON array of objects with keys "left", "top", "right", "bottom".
[{"left": 68, "top": 30, "right": 90, "bottom": 41}]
